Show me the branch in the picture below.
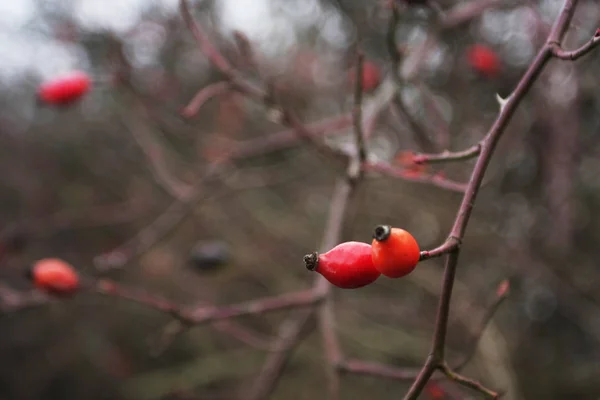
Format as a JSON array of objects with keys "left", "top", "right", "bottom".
[
  {"left": 364, "top": 161, "right": 468, "bottom": 192},
  {"left": 92, "top": 279, "right": 324, "bottom": 325},
  {"left": 122, "top": 105, "right": 194, "bottom": 199},
  {"left": 179, "top": 0, "right": 265, "bottom": 100},
  {"left": 551, "top": 35, "right": 600, "bottom": 60},
  {"left": 439, "top": 363, "right": 500, "bottom": 399},
  {"left": 181, "top": 81, "right": 233, "bottom": 118},
  {"left": 412, "top": 144, "right": 481, "bottom": 165},
  {"left": 337, "top": 359, "right": 419, "bottom": 380},
  {"left": 404, "top": 1, "right": 590, "bottom": 398},
  {"left": 452, "top": 280, "right": 510, "bottom": 371},
  {"left": 244, "top": 309, "right": 314, "bottom": 400},
  {"left": 352, "top": 51, "right": 367, "bottom": 165}
]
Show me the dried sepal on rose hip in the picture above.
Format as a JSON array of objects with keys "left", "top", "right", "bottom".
[
  {"left": 371, "top": 225, "right": 420, "bottom": 278},
  {"left": 27, "top": 258, "right": 80, "bottom": 295},
  {"left": 304, "top": 241, "right": 380, "bottom": 289}
]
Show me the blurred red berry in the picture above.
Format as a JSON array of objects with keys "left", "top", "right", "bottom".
[
  {"left": 395, "top": 151, "right": 429, "bottom": 177},
  {"left": 29, "top": 258, "right": 79, "bottom": 295},
  {"left": 466, "top": 44, "right": 500, "bottom": 78},
  {"left": 426, "top": 382, "right": 446, "bottom": 399},
  {"left": 349, "top": 60, "right": 381, "bottom": 93},
  {"left": 38, "top": 71, "right": 91, "bottom": 105}
]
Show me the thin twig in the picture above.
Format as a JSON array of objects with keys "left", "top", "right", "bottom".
[
  {"left": 439, "top": 363, "right": 500, "bottom": 399},
  {"left": 122, "top": 105, "right": 194, "bottom": 199},
  {"left": 352, "top": 51, "right": 367, "bottom": 165},
  {"left": 93, "top": 279, "right": 324, "bottom": 325},
  {"left": 179, "top": 0, "right": 265, "bottom": 100},
  {"left": 244, "top": 309, "right": 314, "bottom": 400},
  {"left": 181, "top": 81, "right": 233, "bottom": 118},
  {"left": 551, "top": 35, "right": 600, "bottom": 60},
  {"left": 452, "top": 280, "right": 510, "bottom": 371},
  {"left": 412, "top": 144, "right": 482, "bottom": 164},
  {"left": 364, "top": 161, "right": 468, "bottom": 192}
]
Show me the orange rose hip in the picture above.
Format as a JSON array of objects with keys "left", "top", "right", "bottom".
[{"left": 371, "top": 225, "right": 420, "bottom": 278}]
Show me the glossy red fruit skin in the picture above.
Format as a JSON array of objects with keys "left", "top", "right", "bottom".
[
  {"left": 304, "top": 242, "right": 380, "bottom": 289},
  {"left": 30, "top": 258, "right": 79, "bottom": 294},
  {"left": 38, "top": 72, "right": 91, "bottom": 105},
  {"left": 371, "top": 225, "right": 420, "bottom": 279},
  {"left": 466, "top": 45, "right": 500, "bottom": 78}
]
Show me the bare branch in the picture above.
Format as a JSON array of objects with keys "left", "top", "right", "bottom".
[
  {"left": 551, "top": 35, "right": 600, "bottom": 60},
  {"left": 337, "top": 359, "right": 419, "bottom": 380},
  {"left": 413, "top": 144, "right": 481, "bottom": 165},
  {"left": 244, "top": 309, "right": 313, "bottom": 400},
  {"left": 364, "top": 161, "right": 468, "bottom": 192},
  {"left": 179, "top": 0, "right": 265, "bottom": 100},
  {"left": 181, "top": 81, "right": 233, "bottom": 118},
  {"left": 440, "top": 363, "right": 500, "bottom": 399},
  {"left": 352, "top": 51, "right": 367, "bottom": 165}
]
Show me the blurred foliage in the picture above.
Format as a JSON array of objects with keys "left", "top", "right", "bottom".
[{"left": 1, "top": 0, "right": 600, "bottom": 399}]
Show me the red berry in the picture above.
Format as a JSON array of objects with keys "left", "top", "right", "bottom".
[
  {"left": 349, "top": 60, "right": 381, "bottom": 93},
  {"left": 29, "top": 258, "right": 79, "bottom": 295},
  {"left": 426, "top": 382, "right": 446, "bottom": 399},
  {"left": 304, "top": 242, "right": 381, "bottom": 289},
  {"left": 371, "top": 225, "right": 420, "bottom": 278},
  {"left": 38, "top": 71, "right": 91, "bottom": 105},
  {"left": 466, "top": 45, "right": 500, "bottom": 78}
]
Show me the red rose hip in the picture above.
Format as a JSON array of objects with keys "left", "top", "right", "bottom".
[
  {"left": 466, "top": 44, "right": 500, "bottom": 78},
  {"left": 28, "top": 258, "right": 80, "bottom": 295},
  {"left": 371, "top": 225, "right": 420, "bottom": 278},
  {"left": 304, "top": 241, "right": 380, "bottom": 289},
  {"left": 348, "top": 60, "right": 381, "bottom": 93},
  {"left": 38, "top": 71, "right": 91, "bottom": 105}
]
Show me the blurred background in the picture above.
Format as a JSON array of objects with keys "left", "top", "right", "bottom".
[{"left": 1, "top": 0, "right": 600, "bottom": 399}]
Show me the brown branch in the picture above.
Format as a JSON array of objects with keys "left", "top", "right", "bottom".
[
  {"left": 551, "top": 35, "right": 600, "bottom": 60},
  {"left": 334, "top": 280, "right": 510, "bottom": 382},
  {"left": 280, "top": 108, "right": 349, "bottom": 163},
  {"left": 452, "top": 280, "right": 510, "bottom": 371},
  {"left": 439, "top": 363, "right": 500, "bottom": 399},
  {"left": 337, "top": 359, "right": 419, "bottom": 380},
  {"left": 243, "top": 309, "right": 314, "bottom": 400},
  {"left": 364, "top": 161, "right": 468, "bottom": 192},
  {"left": 93, "top": 161, "right": 304, "bottom": 271},
  {"left": 179, "top": 0, "right": 265, "bottom": 100},
  {"left": 352, "top": 51, "right": 367, "bottom": 165},
  {"left": 92, "top": 279, "right": 324, "bottom": 325},
  {"left": 122, "top": 105, "right": 193, "bottom": 199},
  {"left": 412, "top": 144, "right": 481, "bottom": 165},
  {"left": 181, "top": 81, "right": 232, "bottom": 118},
  {"left": 403, "top": 1, "right": 587, "bottom": 398}
]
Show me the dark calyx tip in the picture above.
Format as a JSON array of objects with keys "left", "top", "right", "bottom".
[
  {"left": 303, "top": 252, "right": 319, "bottom": 271},
  {"left": 373, "top": 225, "right": 392, "bottom": 242}
]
